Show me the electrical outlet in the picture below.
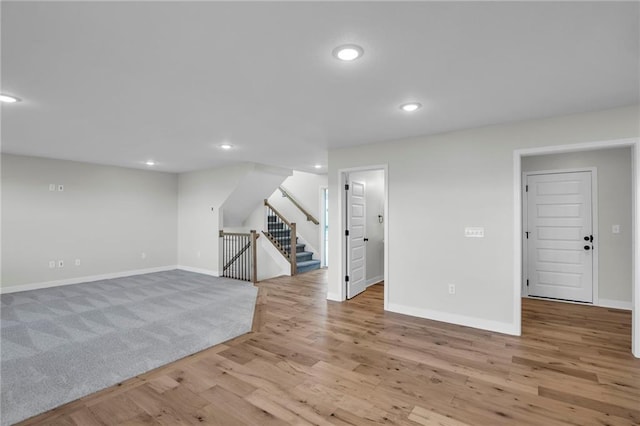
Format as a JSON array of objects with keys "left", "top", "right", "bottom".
[
  {"left": 49, "top": 260, "right": 56, "bottom": 268},
  {"left": 57, "top": 184, "right": 64, "bottom": 192},
  {"left": 49, "top": 184, "right": 56, "bottom": 192},
  {"left": 197, "top": 251, "right": 201, "bottom": 258},
  {"left": 141, "top": 252, "right": 146, "bottom": 259},
  {"left": 58, "top": 260, "right": 64, "bottom": 268},
  {"left": 75, "top": 259, "right": 81, "bottom": 266},
  {"left": 448, "top": 284, "right": 456, "bottom": 294}
]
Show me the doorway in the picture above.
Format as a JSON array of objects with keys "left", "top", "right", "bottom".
[
  {"left": 340, "top": 167, "right": 388, "bottom": 302},
  {"left": 523, "top": 169, "right": 597, "bottom": 304},
  {"left": 514, "top": 139, "right": 639, "bottom": 357}
]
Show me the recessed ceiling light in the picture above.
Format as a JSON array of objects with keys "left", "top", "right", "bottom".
[
  {"left": 332, "top": 44, "right": 364, "bottom": 61},
  {"left": 314, "top": 164, "right": 322, "bottom": 169},
  {"left": 219, "top": 143, "right": 233, "bottom": 150},
  {"left": 400, "top": 102, "right": 422, "bottom": 112},
  {"left": 145, "top": 160, "right": 156, "bottom": 166},
  {"left": 0, "top": 94, "right": 20, "bottom": 103}
]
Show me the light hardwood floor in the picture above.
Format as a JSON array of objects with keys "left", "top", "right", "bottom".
[{"left": 19, "top": 269, "right": 640, "bottom": 425}]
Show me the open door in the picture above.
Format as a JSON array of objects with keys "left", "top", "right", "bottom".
[{"left": 346, "top": 179, "right": 367, "bottom": 298}]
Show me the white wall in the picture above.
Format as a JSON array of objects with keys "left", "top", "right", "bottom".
[
  {"left": 223, "top": 164, "right": 291, "bottom": 227},
  {"left": 178, "top": 162, "right": 293, "bottom": 276},
  {"left": 522, "top": 147, "right": 632, "bottom": 307},
  {"left": 350, "top": 170, "right": 384, "bottom": 285},
  {"left": 1, "top": 154, "right": 178, "bottom": 290},
  {"left": 177, "top": 163, "right": 253, "bottom": 275},
  {"left": 228, "top": 203, "right": 292, "bottom": 281},
  {"left": 225, "top": 170, "right": 328, "bottom": 281},
  {"left": 267, "top": 171, "right": 327, "bottom": 257},
  {"left": 328, "top": 105, "right": 640, "bottom": 335}
]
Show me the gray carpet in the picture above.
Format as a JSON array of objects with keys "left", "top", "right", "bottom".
[{"left": 0, "top": 269, "right": 257, "bottom": 426}]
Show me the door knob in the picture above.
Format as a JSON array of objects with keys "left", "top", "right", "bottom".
[
  {"left": 584, "top": 236, "right": 590, "bottom": 241},
  {"left": 584, "top": 245, "right": 591, "bottom": 250}
]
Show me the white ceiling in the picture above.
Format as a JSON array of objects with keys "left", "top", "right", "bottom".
[{"left": 1, "top": 1, "right": 638, "bottom": 173}]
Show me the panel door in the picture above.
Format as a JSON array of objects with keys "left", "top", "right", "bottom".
[
  {"left": 526, "top": 172, "right": 593, "bottom": 303},
  {"left": 347, "top": 180, "right": 367, "bottom": 299}
]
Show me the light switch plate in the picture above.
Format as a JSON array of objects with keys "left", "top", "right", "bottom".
[
  {"left": 465, "top": 227, "right": 485, "bottom": 238},
  {"left": 612, "top": 225, "right": 620, "bottom": 234}
]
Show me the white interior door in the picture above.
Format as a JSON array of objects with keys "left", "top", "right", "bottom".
[
  {"left": 526, "top": 171, "right": 594, "bottom": 303},
  {"left": 347, "top": 180, "right": 367, "bottom": 299}
]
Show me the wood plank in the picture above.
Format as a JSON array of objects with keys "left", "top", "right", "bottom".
[
  {"left": 15, "top": 270, "right": 640, "bottom": 426},
  {"left": 408, "top": 405, "right": 470, "bottom": 426}
]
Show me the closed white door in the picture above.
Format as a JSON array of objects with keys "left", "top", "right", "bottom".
[
  {"left": 347, "top": 180, "right": 367, "bottom": 299},
  {"left": 526, "top": 171, "right": 594, "bottom": 303}
]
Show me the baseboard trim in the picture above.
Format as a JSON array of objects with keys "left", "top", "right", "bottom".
[
  {"left": 0, "top": 265, "right": 178, "bottom": 294},
  {"left": 176, "top": 265, "right": 219, "bottom": 277},
  {"left": 386, "top": 302, "right": 519, "bottom": 336},
  {"left": 326, "top": 292, "right": 342, "bottom": 302},
  {"left": 522, "top": 295, "right": 632, "bottom": 311},
  {"left": 596, "top": 298, "right": 632, "bottom": 311},
  {"left": 366, "top": 276, "right": 384, "bottom": 287}
]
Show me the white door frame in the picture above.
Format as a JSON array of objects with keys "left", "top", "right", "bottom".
[
  {"left": 319, "top": 186, "right": 328, "bottom": 267},
  {"left": 514, "top": 138, "right": 640, "bottom": 358},
  {"left": 338, "top": 165, "right": 389, "bottom": 309},
  {"left": 522, "top": 168, "right": 599, "bottom": 305}
]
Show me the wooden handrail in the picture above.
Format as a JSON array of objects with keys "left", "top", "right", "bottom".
[
  {"left": 264, "top": 199, "right": 292, "bottom": 227},
  {"left": 263, "top": 200, "right": 297, "bottom": 275},
  {"left": 219, "top": 230, "right": 256, "bottom": 237},
  {"left": 290, "top": 222, "right": 297, "bottom": 275},
  {"left": 278, "top": 186, "right": 319, "bottom": 225}
]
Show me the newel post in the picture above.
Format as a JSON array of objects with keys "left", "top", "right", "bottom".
[{"left": 290, "top": 222, "right": 297, "bottom": 275}]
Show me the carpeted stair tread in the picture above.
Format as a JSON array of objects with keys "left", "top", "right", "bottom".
[
  {"left": 296, "top": 251, "right": 313, "bottom": 262},
  {"left": 279, "top": 243, "right": 306, "bottom": 253},
  {"left": 264, "top": 214, "right": 321, "bottom": 274},
  {"left": 297, "top": 260, "right": 322, "bottom": 273}
]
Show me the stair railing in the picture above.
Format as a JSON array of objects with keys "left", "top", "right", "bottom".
[
  {"left": 263, "top": 199, "right": 297, "bottom": 275},
  {"left": 219, "top": 229, "right": 259, "bottom": 283},
  {"left": 278, "top": 186, "right": 319, "bottom": 225}
]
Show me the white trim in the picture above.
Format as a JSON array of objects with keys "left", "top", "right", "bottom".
[
  {"left": 387, "top": 302, "right": 519, "bottom": 336},
  {"left": 326, "top": 292, "right": 342, "bottom": 302},
  {"left": 176, "top": 265, "right": 220, "bottom": 277},
  {"left": 514, "top": 137, "right": 640, "bottom": 358},
  {"left": 513, "top": 151, "right": 523, "bottom": 336},
  {"left": 523, "top": 295, "right": 632, "bottom": 311},
  {"left": 319, "top": 186, "right": 328, "bottom": 268},
  {"left": 593, "top": 298, "right": 632, "bottom": 311},
  {"left": 522, "top": 167, "right": 599, "bottom": 305},
  {"left": 0, "top": 265, "right": 178, "bottom": 294},
  {"left": 366, "top": 276, "right": 384, "bottom": 287},
  {"left": 336, "top": 164, "right": 389, "bottom": 308},
  {"left": 633, "top": 142, "right": 640, "bottom": 357}
]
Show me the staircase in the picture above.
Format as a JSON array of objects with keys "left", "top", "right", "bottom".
[{"left": 266, "top": 215, "right": 321, "bottom": 274}]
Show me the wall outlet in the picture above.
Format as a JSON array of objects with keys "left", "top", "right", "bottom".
[
  {"left": 141, "top": 252, "right": 147, "bottom": 259},
  {"left": 197, "top": 251, "right": 201, "bottom": 258},
  {"left": 58, "top": 260, "right": 64, "bottom": 268},
  {"left": 612, "top": 224, "right": 621, "bottom": 234},
  {"left": 49, "top": 184, "right": 56, "bottom": 192},
  {"left": 57, "top": 184, "right": 64, "bottom": 192},
  {"left": 448, "top": 284, "right": 456, "bottom": 295},
  {"left": 75, "top": 259, "right": 81, "bottom": 266},
  {"left": 49, "top": 260, "right": 56, "bottom": 268}
]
